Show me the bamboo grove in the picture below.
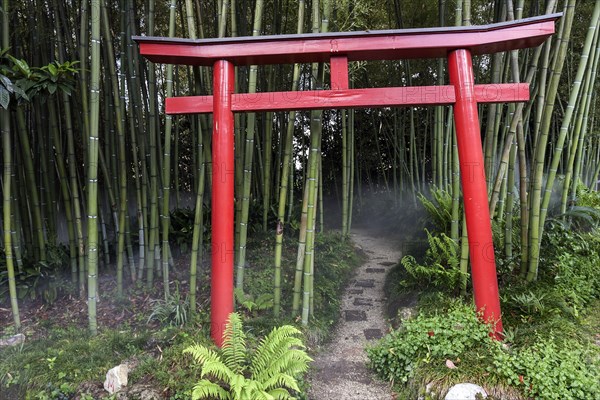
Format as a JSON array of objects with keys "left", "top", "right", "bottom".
[{"left": 1, "top": 0, "right": 600, "bottom": 333}]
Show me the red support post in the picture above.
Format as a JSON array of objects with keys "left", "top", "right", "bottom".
[
  {"left": 448, "top": 49, "right": 503, "bottom": 338},
  {"left": 211, "top": 59, "right": 235, "bottom": 346}
]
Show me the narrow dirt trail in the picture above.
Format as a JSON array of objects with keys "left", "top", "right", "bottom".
[{"left": 307, "top": 229, "right": 403, "bottom": 400}]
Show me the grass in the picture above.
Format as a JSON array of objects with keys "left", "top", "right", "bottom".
[{"left": 0, "top": 326, "right": 151, "bottom": 399}]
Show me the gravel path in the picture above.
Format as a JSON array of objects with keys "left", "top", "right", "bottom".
[{"left": 307, "top": 229, "right": 403, "bottom": 400}]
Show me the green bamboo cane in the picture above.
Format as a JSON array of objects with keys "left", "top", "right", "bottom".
[
  {"left": 146, "top": 0, "right": 160, "bottom": 289},
  {"left": 301, "top": 0, "right": 328, "bottom": 325},
  {"left": 235, "top": 0, "right": 265, "bottom": 291},
  {"left": 302, "top": 107, "right": 322, "bottom": 325},
  {"left": 101, "top": 1, "right": 128, "bottom": 296},
  {"left": 262, "top": 107, "right": 274, "bottom": 232},
  {"left": 62, "top": 89, "right": 86, "bottom": 293},
  {"left": 450, "top": 115, "right": 461, "bottom": 242},
  {"left": 292, "top": 183, "right": 310, "bottom": 316},
  {"left": 1, "top": 0, "right": 20, "bottom": 325},
  {"left": 184, "top": 0, "right": 208, "bottom": 315},
  {"left": 159, "top": 0, "right": 178, "bottom": 300},
  {"left": 563, "top": 21, "right": 600, "bottom": 213},
  {"left": 530, "top": 1, "right": 596, "bottom": 282},
  {"left": 273, "top": 0, "right": 305, "bottom": 316},
  {"left": 9, "top": 174, "right": 23, "bottom": 274},
  {"left": 78, "top": 0, "right": 90, "bottom": 153},
  {"left": 505, "top": 126, "right": 517, "bottom": 259},
  {"left": 86, "top": 0, "right": 102, "bottom": 335},
  {"left": 124, "top": 0, "right": 145, "bottom": 282},
  {"left": 462, "top": 0, "right": 470, "bottom": 26},
  {"left": 15, "top": 109, "right": 46, "bottom": 262},
  {"left": 2, "top": 108, "right": 20, "bottom": 330},
  {"left": 48, "top": 97, "right": 77, "bottom": 283}
]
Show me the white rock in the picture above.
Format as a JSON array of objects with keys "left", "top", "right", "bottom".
[
  {"left": 104, "top": 364, "right": 128, "bottom": 394},
  {"left": 444, "top": 383, "right": 487, "bottom": 400},
  {"left": 0, "top": 333, "right": 25, "bottom": 347}
]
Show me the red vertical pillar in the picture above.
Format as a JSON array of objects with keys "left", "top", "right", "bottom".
[
  {"left": 211, "top": 59, "right": 235, "bottom": 346},
  {"left": 448, "top": 49, "right": 503, "bottom": 338}
]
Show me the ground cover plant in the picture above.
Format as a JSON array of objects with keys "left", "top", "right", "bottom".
[{"left": 369, "top": 188, "right": 600, "bottom": 399}]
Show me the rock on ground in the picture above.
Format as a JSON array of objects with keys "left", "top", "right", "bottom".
[
  {"left": 444, "top": 383, "right": 488, "bottom": 400},
  {"left": 115, "top": 384, "right": 163, "bottom": 400},
  {"left": 104, "top": 364, "right": 129, "bottom": 394},
  {"left": 0, "top": 333, "right": 25, "bottom": 347}
]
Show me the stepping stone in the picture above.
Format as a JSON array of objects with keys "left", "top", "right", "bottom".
[
  {"left": 378, "top": 261, "right": 396, "bottom": 266},
  {"left": 348, "top": 289, "right": 364, "bottom": 295},
  {"left": 355, "top": 279, "right": 375, "bottom": 288},
  {"left": 366, "top": 267, "right": 385, "bottom": 273},
  {"left": 344, "top": 310, "right": 367, "bottom": 321},
  {"left": 364, "top": 328, "right": 383, "bottom": 340},
  {"left": 353, "top": 297, "right": 373, "bottom": 306}
]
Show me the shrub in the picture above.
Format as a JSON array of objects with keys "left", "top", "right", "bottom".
[{"left": 367, "top": 302, "right": 493, "bottom": 384}]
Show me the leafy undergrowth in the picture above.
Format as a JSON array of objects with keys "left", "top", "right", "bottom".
[
  {"left": 370, "top": 188, "right": 600, "bottom": 400},
  {"left": 0, "top": 227, "right": 360, "bottom": 399}
]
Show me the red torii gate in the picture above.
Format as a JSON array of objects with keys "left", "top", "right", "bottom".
[{"left": 135, "top": 13, "right": 560, "bottom": 345}]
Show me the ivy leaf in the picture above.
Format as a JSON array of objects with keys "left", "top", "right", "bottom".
[{"left": 0, "top": 85, "right": 9, "bottom": 109}]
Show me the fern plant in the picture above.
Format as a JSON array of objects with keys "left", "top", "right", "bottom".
[
  {"left": 401, "top": 229, "right": 465, "bottom": 291},
  {"left": 183, "top": 312, "right": 312, "bottom": 399},
  {"left": 234, "top": 288, "right": 274, "bottom": 316},
  {"left": 417, "top": 187, "right": 454, "bottom": 234}
]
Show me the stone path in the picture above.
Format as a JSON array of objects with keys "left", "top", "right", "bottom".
[{"left": 307, "top": 229, "right": 403, "bottom": 400}]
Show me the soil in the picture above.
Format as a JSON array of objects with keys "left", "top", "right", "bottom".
[
  {"left": 307, "top": 228, "right": 403, "bottom": 400},
  {"left": 0, "top": 254, "right": 209, "bottom": 340}
]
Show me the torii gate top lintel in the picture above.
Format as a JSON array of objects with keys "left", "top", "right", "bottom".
[
  {"left": 134, "top": 13, "right": 561, "bottom": 67},
  {"left": 135, "top": 14, "right": 561, "bottom": 346}
]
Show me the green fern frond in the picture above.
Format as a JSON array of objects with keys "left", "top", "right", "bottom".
[
  {"left": 264, "top": 349, "right": 312, "bottom": 381},
  {"left": 191, "top": 380, "right": 231, "bottom": 400},
  {"left": 284, "top": 350, "right": 312, "bottom": 374},
  {"left": 241, "top": 381, "right": 273, "bottom": 400},
  {"left": 263, "top": 373, "right": 301, "bottom": 393},
  {"left": 200, "top": 359, "right": 235, "bottom": 383},
  {"left": 221, "top": 312, "right": 248, "bottom": 374},
  {"left": 184, "top": 344, "right": 222, "bottom": 365},
  {"left": 267, "top": 388, "right": 295, "bottom": 400},
  {"left": 251, "top": 325, "right": 305, "bottom": 379},
  {"left": 229, "top": 373, "right": 246, "bottom": 399}
]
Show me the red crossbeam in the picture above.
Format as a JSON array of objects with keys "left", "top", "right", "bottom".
[
  {"left": 134, "top": 14, "right": 560, "bottom": 66},
  {"left": 166, "top": 83, "right": 529, "bottom": 114}
]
